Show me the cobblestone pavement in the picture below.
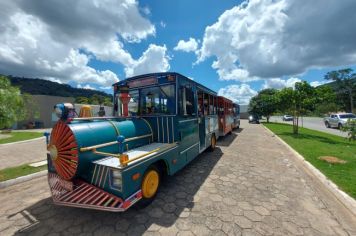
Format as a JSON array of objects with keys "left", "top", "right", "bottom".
[
  {"left": 0, "top": 137, "right": 46, "bottom": 169},
  {"left": 1, "top": 120, "right": 355, "bottom": 235}
]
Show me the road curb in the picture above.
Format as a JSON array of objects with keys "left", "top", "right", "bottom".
[
  {"left": 0, "top": 136, "right": 45, "bottom": 146},
  {"left": 262, "top": 124, "right": 356, "bottom": 217},
  {"left": 0, "top": 170, "right": 47, "bottom": 189}
]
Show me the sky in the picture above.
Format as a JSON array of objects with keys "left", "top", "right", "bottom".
[{"left": 1, "top": 0, "right": 356, "bottom": 104}]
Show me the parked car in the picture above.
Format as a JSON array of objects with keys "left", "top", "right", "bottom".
[
  {"left": 248, "top": 114, "right": 260, "bottom": 124},
  {"left": 324, "top": 113, "right": 356, "bottom": 129},
  {"left": 282, "top": 115, "right": 293, "bottom": 121}
]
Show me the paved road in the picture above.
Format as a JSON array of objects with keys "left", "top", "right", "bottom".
[
  {"left": 0, "top": 120, "right": 355, "bottom": 235},
  {"left": 0, "top": 138, "right": 47, "bottom": 169},
  {"left": 270, "top": 116, "right": 348, "bottom": 137}
]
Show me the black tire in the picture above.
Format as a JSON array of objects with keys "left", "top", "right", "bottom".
[
  {"left": 208, "top": 134, "right": 216, "bottom": 152},
  {"left": 137, "top": 165, "right": 161, "bottom": 208},
  {"left": 325, "top": 121, "right": 330, "bottom": 128},
  {"left": 338, "top": 123, "right": 343, "bottom": 129}
]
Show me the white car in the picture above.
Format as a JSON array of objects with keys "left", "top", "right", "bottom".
[
  {"left": 282, "top": 115, "right": 293, "bottom": 121},
  {"left": 324, "top": 113, "right": 356, "bottom": 129}
]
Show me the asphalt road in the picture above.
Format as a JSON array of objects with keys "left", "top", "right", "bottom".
[
  {"left": 270, "top": 116, "right": 348, "bottom": 137},
  {"left": 0, "top": 137, "right": 47, "bottom": 169},
  {"left": 1, "top": 120, "right": 355, "bottom": 235}
]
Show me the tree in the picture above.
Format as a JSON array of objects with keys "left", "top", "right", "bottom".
[
  {"left": 278, "top": 81, "right": 315, "bottom": 134},
  {"left": 89, "top": 94, "right": 105, "bottom": 105},
  {"left": 0, "top": 76, "right": 27, "bottom": 129},
  {"left": 324, "top": 68, "right": 356, "bottom": 113},
  {"left": 75, "top": 96, "right": 89, "bottom": 104},
  {"left": 314, "top": 85, "right": 338, "bottom": 115},
  {"left": 248, "top": 89, "right": 279, "bottom": 122},
  {"left": 103, "top": 97, "right": 113, "bottom": 107}
]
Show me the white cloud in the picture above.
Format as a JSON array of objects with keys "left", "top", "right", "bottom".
[
  {"left": 218, "top": 84, "right": 257, "bottom": 105},
  {"left": 174, "top": 38, "right": 199, "bottom": 53},
  {"left": 160, "top": 21, "right": 166, "bottom": 28},
  {"left": 262, "top": 77, "right": 301, "bottom": 89},
  {"left": 0, "top": 0, "right": 163, "bottom": 88},
  {"left": 77, "top": 84, "right": 95, "bottom": 90},
  {"left": 141, "top": 6, "right": 151, "bottom": 15},
  {"left": 198, "top": 0, "right": 356, "bottom": 81},
  {"left": 310, "top": 80, "right": 327, "bottom": 87},
  {"left": 125, "top": 44, "right": 170, "bottom": 77}
]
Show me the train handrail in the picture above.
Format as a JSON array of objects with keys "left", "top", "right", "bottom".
[{"left": 80, "top": 133, "right": 152, "bottom": 152}]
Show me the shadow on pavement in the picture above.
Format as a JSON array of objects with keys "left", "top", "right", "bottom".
[
  {"left": 217, "top": 128, "right": 243, "bottom": 147},
  {"left": 13, "top": 148, "right": 224, "bottom": 235}
]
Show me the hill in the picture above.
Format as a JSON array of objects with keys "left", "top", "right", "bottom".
[
  {"left": 319, "top": 77, "right": 356, "bottom": 90},
  {"left": 6, "top": 76, "right": 112, "bottom": 99}
]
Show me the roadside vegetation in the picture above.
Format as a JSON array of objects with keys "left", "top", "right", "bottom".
[
  {"left": 264, "top": 122, "right": 356, "bottom": 199},
  {"left": 0, "top": 131, "right": 43, "bottom": 144},
  {"left": 0, "top": 164, "right": 47, "bottom": 182},
  {"left": 0, "top": 76, "right": 40, "bottom": 129},
  {"left": 249, "top": 68, "right": 355, "bottom": 134}
]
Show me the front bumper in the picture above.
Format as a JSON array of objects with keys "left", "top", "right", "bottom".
[{"left": 48, "top": 173, "right": 142, "bottom": 212}]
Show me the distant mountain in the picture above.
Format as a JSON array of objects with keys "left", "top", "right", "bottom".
[
  {"left": 6, "top": 75, "right": 112, "bottom": 99},
  {"left": 319, "top": 78, "right": 356, "bottom": 90}
]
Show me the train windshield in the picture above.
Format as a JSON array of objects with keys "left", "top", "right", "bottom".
[
  {"left": 140, "top": 85, "right": 175, "bottom": 115},
  {"left": 117, "top": 84, "right": 176, "bottom": 116}
]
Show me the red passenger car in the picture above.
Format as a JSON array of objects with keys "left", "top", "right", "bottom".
[{"left": 218, "top": 96, "right": 234, "bottom": 136}]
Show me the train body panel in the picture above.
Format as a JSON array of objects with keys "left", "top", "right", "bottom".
[{"left": 218, "top": 96, "right": 234, "bottom": 136}]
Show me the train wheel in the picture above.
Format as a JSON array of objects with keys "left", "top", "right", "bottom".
[
  {"left": 208, "top": 134, "right": 216, "bottom": 152},
  {"left": 138, "top": 165, "right": 160, "bottom": 207}
]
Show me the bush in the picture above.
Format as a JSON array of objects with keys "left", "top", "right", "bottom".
[{"left": 341, "top": 119, "right": 356, "bottom": 141}]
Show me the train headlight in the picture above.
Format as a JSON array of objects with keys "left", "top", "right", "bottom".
[
  {"left": 54, "top": 103, "right": 75, "bottom": 120},
  {"left": 54, "top": 104, "right": 65, "bottom": 118},
  {"left": 111, "top": 169, "right": 122, "bottom": 190}
]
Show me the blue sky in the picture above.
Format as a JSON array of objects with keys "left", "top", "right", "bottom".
[
  {"left": 88, "top": 0, "right": 241, "bottom": 90},
  {"left": 1, "top": 0, "right": 356, "bottom": 104}
]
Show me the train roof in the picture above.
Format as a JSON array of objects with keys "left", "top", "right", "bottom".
[
  {"left": 113, "top": 72, "right": 217, "bottom": 95},
  {"left": 218, "top": 95, "right": 233, "bottom": 103}
]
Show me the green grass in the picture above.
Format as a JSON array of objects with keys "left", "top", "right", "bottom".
[
  {"left": 0, "top": 164, "right": 47, "bottom": 182},
  {"left": 263, "top": 122, "right": 356, "bottom": 199},
  {"left": 0, "top": 132, "right": 43, "bottom": 144}
]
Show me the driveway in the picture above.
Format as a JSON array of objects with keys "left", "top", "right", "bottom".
[
  {"left": 0, "top": 120, "right": 355, "bottom": 235},
  {"left": 270, "top": 116, "right": 348, "bottom": 137},
  {"left": 0, "top": 137, "right": 47, "bottom": 169}
]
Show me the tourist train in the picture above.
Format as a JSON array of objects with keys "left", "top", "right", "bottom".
[{"left": 46, "top": 72, "right": 240, "bottom": 212}]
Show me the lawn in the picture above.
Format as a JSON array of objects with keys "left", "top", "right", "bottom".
[
  {"left": 0, "top": 132, "right": 43, "bottom": 144},
  {"left": 263, "top": 122, "right": 356, "bottom": 199},
  {"left": 0, "top": 164, "right": 47, "bottom": 182}
]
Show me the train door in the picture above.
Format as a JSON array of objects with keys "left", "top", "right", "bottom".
[
  {"left": 198, "top": 91, "right": 206, "bottom": 151},
  {"left": 178, "top": 82, "right": 199, "bottom": 164}
]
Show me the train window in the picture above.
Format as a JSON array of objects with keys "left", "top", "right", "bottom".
[
  {"left": 204, "top": 93, "right": 209, "bottom": 115},
  {"left": 180, "top": 86, "right": 195, "bottom": 116},
  {"left": 128, "top": 90, "right": 139, "bottom": 116},
  {"left": 198, "top": 92, "right": 203, "bottom": 116},
  {"left": 209, "top": 95, "right": 214, "bottom": 115},
  {"left": 140, "top": 85, "right": 175, "bottom": 115},
  {"left": 214, "top": 97, "right": 218, "bottom": 115}
]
